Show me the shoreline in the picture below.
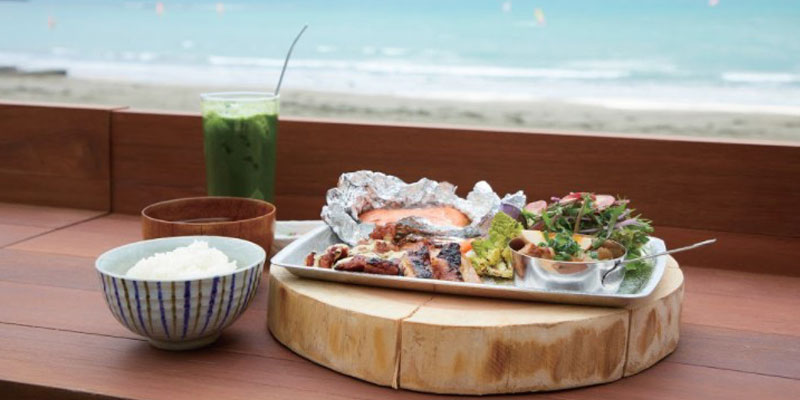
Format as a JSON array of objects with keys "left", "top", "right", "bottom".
[{"left": 1, "top": 74, "right": 798, "bottom": 142}]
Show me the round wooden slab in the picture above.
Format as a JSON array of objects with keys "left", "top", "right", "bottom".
[{"left": 267, "top": 257, "right": 684, "bottom": 395}]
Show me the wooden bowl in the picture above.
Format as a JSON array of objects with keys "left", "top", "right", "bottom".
[{"left": 141, "top": 197, "right": 276, "bottom": 254}]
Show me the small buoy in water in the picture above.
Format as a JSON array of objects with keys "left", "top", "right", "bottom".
[
  {"left": 47, "top": 15, "right": 57, "bottom": 30},
  {"left": 156, "top": 2, "right": 164, "bottom": 16},
  {"left": 534, "top": 8, "right": 546, "bottom": 26},
  {"left": 216, "top": 2, "right": 225, "bottom": 14}
]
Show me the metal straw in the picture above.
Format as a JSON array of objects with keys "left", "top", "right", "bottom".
[{"left": 274, "top": 24, "right": 308, "bottom": 95}]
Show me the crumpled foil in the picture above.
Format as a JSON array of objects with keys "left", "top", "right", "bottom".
[{"left": 321, "top": 170, "right": 526, "bottom": 245}]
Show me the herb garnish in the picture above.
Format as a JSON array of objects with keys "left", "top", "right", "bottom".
[
  {"left": 521, "top": 193, "right": 654, "bottom": 271},
  {"left": 546, "top": 232, "right": 581, "bottom": 261}
]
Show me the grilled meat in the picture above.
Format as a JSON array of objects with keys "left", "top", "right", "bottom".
[
  {"left": 353, "top": 239, "right": 397, "bottom": 254},
  {"left": 399, "top": 246, "right": 434, "bottom": 279},
  {"left": 306, "top": 226, "right": 472, "bottom": 283},
  {"left": 333, "top": 239, "right": 406, "bottom": 276},
  {"left": 320, "top": 244, "right": 349, "bottom": 268},
  {"left": 304, "top": 252, "right": 316, "bottom": 267},
  {"left": 334, "top": 255, "right": 400, "bottom": 275},
  {"left": 369, "top": 223, "right": 397, "bottom": 242},
  {"left": 369, "top": 222, "right": 433, "bottom": 247},
  {"left": 306, "top": 244, "right": 349, "bottom": 268},
  {"left": 430, "top": 242, "right": 462, "bottom": 281}
]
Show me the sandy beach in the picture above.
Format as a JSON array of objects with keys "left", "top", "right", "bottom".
[{"left": 1, "top": 74, "right": 798, "bottom": 142}]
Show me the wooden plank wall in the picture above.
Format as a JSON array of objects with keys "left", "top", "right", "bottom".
[
  {"left": 108, "top": 111, "right": 800, "bottom": 275},
  {"left": 111, "top": 110, "right": 206, "bottom": 212},
  {"left": 0, "top": 101, "right": 116, "bottom": 210},
  {"left": 2, "top": 102, "right": 799, "bottom": 274}
]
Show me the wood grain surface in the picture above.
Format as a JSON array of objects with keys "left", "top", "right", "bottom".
[
  {"left": 0, "top": 202, "right": 105, "bottom": 249},
  {"left": 0, "top": 202, "right": 104, "bottom": 228},
  {"left": 272, "top": 118, "right": 800, "bottom": 239},
  {"left": 108, "top": 111, "right": 800, "bottom": 237},
  {"left": 0, "top": 224, "right": 48, "bottom": 247},
  {"left": 0, "top": 211, "right": 798, "bottom": 399},
  {"left": 399, "top": 295, "right": 630, "bottom": 394},
  {"left": 105, "top": 110, "right": 800, "bottom": 274},
  {"left": 267, "top": 261, "right": 684, "bottom": 394},
  {"left": 653, "top": 226, "right": 800, "bottom": 276},
  {"left": 110, "top": 109, "right": 206, "bottom": 214},
  {"left": 8, "top": 214, "right": 140, "bottom": 258},
  {"left": 2, "top": 102, "right": 798, "bottom": 272},
  {"left": 0, "top": 102, "right": 116, "bottom": 210},
  {"left": 1, "top": 101, "right": 799, "bottom": 397},
  {"left": 625, "top": 265, "right": 683, "bottom": 376},
  {"left": 141, "top": 196, "right": 276, "bottom": 252},
  {"left": 268, "top": 267, "right": 428, "bottom": 388}
]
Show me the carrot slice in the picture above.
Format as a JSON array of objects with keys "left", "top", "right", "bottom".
[{"left": 460, "top": 239, "right": 473, "bottom": 255}]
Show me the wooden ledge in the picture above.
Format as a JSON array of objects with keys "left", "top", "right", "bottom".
[{"left": 0, "top": 101, "right": 798, "bottom": 274}]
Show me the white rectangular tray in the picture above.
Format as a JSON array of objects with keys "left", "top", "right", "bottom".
[{"left": 270, "top": 226, "right": 667, "bottom": 307}]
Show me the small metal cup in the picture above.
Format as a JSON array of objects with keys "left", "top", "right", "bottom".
[{"left": 509, "top": 238, "right": 627, "bottom": 293}]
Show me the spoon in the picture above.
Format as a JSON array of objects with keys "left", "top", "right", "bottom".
[
  {"left": 621, "top": 238, "right": 716, "bottom": 265},
  {"left": 602, "top": 238, "right": 716, "bottom": 284},
  {"left": 274, "top": 24, "right": 308, "bottom": 95}
]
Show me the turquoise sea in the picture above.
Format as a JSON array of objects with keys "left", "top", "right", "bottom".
[{"left": 1, "top": 0, "right": 799, "bottom": 112}]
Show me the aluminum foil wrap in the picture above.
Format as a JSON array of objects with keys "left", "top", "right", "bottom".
[{"left": 321, "top": 170, "right": 526, "bottom": 245}]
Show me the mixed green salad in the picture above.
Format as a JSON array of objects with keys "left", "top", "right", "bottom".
[
  {"left": 466, "top": 192, "right": 654, "bottom": 280},
  {"left": 521, "top": 192, "right": 653, "bottom": 271}
]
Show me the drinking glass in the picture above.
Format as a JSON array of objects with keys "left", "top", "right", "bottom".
[{"left": 201, "top": 92, "right": 279, "bottom": 202}]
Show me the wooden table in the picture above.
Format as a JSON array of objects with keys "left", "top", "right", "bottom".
[
  {"left": 1, "top": 202, "right": 799, "bottom": 400},
  {"left": 1, "top": 101, "right": 799, "bottom": 398}
]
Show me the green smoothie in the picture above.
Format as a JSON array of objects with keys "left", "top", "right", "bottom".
[{"left": 201, "top": 93, "right": 278, "bottom": 202}]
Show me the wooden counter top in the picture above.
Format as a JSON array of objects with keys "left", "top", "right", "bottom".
[
  {"left": 1, "top": 101, "right": 798, "bottom": 398},
  {"left": 0, "top": 203, "right": 798, "bottom": 399}
]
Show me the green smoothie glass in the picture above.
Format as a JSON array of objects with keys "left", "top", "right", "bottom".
[{"left": 201, "top": 92, "right": 279, "bottom": 202}]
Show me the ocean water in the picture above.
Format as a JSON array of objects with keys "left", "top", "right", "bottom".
[{"left": 1, "top": 0, "right": 800, "bottom": 113}]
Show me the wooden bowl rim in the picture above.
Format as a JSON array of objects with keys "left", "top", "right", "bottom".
[{"left": 141, "top": 196, "right": 276, "bottom": 226}]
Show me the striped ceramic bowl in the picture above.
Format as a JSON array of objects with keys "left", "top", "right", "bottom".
[{"left": 95, "top": 236, "right": 266, "bottom": 350}]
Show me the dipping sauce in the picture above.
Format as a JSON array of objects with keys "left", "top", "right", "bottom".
[
  {"left": 359, "top": 206, "right": 470, "bottom": 227},
  {"left": 126, "top": 241, "right": 238, "bottom": 280}
]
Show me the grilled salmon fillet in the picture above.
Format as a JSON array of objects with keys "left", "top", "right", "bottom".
[{"left": 359, "top": 206, "right": 470, "bottom": 227}]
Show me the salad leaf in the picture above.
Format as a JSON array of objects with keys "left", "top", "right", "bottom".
[
  {"left": 523, "top": 194, "right": 654, "bottom": 272},
  {"left": 609, "top": 218, "right": 653, "bottom": 271},
  {"left": 546, "top": 232, "right": 581, "bottom": 261},
  {"left": 469, "top": 212, "right": 522, "bottom": 278}
]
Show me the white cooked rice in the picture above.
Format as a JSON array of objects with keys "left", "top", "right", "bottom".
[{"left": 126, "top": 240, "right": 238, "bottom": 280}]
